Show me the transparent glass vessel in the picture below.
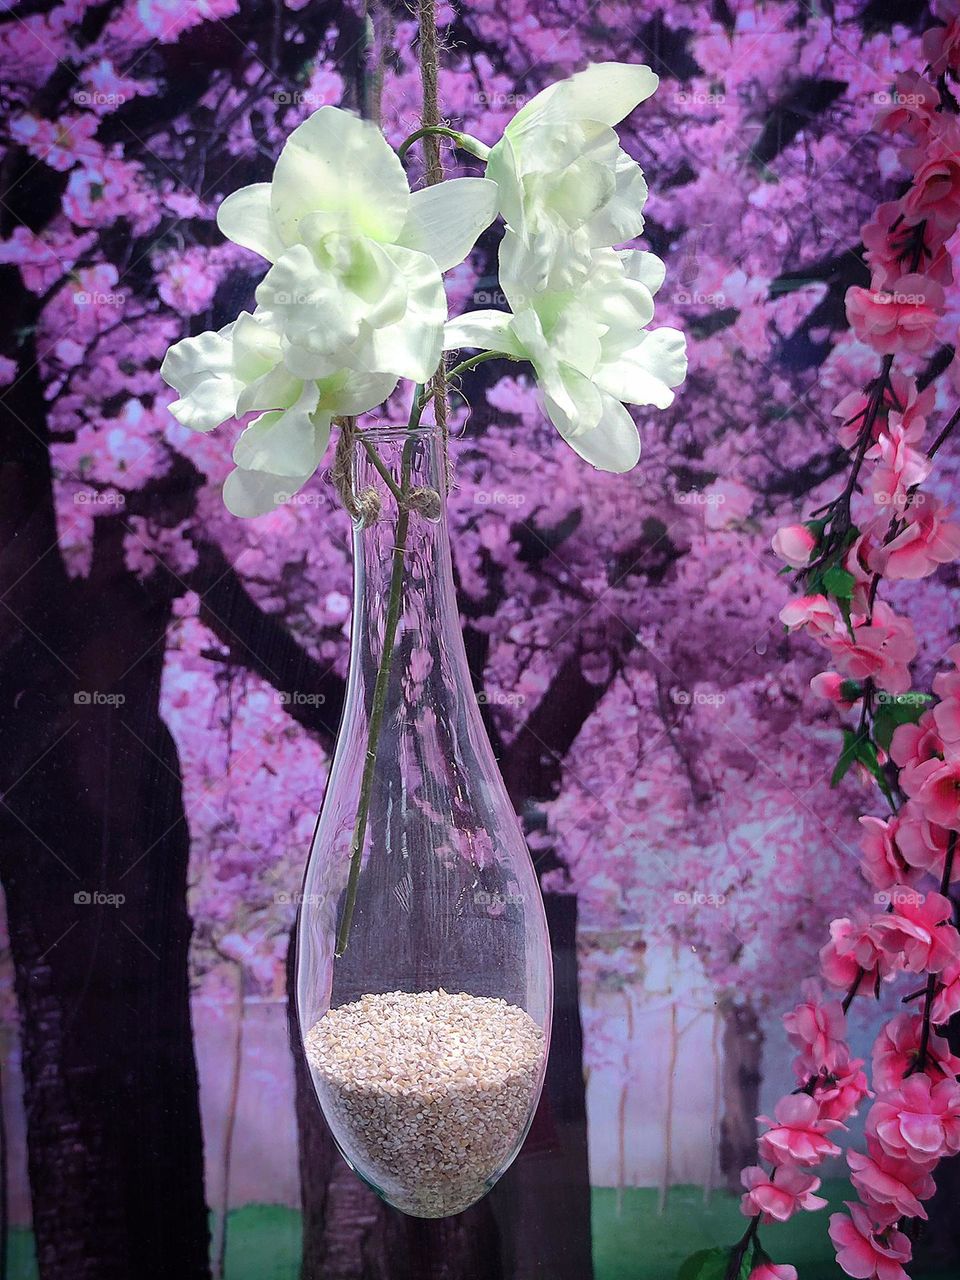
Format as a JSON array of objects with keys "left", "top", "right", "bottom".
[{"left": 295, "top": 421, "right": 553, "bottom": 1218}]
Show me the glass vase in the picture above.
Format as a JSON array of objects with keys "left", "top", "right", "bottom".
[{"left": 294, "top": 420, "right": 553, "bottom": 1218}]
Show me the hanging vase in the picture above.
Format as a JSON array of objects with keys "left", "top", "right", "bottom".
[{"left": 294, "top": 420, "right": 553, "bottom": 1218}]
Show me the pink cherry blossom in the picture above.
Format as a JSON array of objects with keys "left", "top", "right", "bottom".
[
  {"left": 858, "top": 815, "right": 915, "bottom": 890},
  {"left": 903, "top": 129, "right": 960, "bottom": 232},
  {"left": 811, "top": 671, "right": 860, "bottom": 710},
  {"left": 779, "top": 594, "right": 837, "bottom": 637},
  {"left": 890, "top": 713, "right": 945, "bottom": 792},
  {"left": 783, "top": 983, "right": 847, "bottom": 1074},
  {"left": 845, "top": 274, "right": 944, "bottom": 357},
  {"left": 872, "top": 1012, "right": 960, "bottom": 1090},
  {"left": 757, "top": 1093, "right": 844, "bottom": 1167},
  {"left": 825, "top": 602, "right": 916, "bottom": 696},
  {"left": 910, "top": 757, "right": 960, "bottom": 830},
  {"left": 771, "top": 524, "right": 816, "bottom": 568},
  {"left": 867, "top": 1074, "right": 960, "bottom": 1162},
  {"left": 931, "top": 958, "right": 960, "bottom": 1024},
  {"left": 829, "top": 1203, "right": 912, "bottom": 1280},
  {"left": 875, "top": 72, "right": 941, "bottom": 142},
  {"left": 749, "top": 1264, "right": 797, "bottom": 1280},
  {"left": 740, "top": 1165, "right": 827, "bottom": 1224},
  {"left": 814, "top": 1056, "right": 872, "bottom": 1124},
  {"left": 866, "top": 421, "right": 932, "bottom": 510},
  {"left": 848, "top": 1142, "right": 938, "bottom": 1220},
  {"left": 868, "top": 495, "right": 960, "bottom": 581},
  {"left": 820, "top": 915, "right": 895, "bottom": 994},
  {"left": 872, "top": 886, "right": 960, "bottom": 974}
]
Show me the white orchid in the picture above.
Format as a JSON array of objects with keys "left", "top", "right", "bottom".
[
  {"left": 218, "top": 107, "right": 499, "bottom": 383},
  {"left": 159, "top": 65, "right": 686, "bottom": 517},
  {"left": 161, "top": 307, "right": 397, "bottom": 515},
  {"left": 486, "top": 62, "right": 658, "bottom": 290},
  {"left": 445, "top": 234, "right": 686, "bottom": 471}
]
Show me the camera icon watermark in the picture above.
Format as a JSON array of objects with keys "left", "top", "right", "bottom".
[
  {"left": 74, "top": 690, "right": 126, "bottom": 706},
  {"left": 74, "top": 889, "right": 125, "bottom": 907}
]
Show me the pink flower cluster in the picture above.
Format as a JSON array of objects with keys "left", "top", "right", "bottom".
[{"left": 756, "top": 11, "right": 960, "bottom": 1279}]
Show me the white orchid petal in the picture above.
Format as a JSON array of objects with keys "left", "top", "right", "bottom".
[
  {"left": 271, "top": 107, "right": 409, "bottom": 245},
  {"left": 595, "top": 327, "right": 688, "bottom": 408},
  {"left": 584, "top": 152, "right": 648, "bottom": 246},
  {"left": 233, "top": 384, "right": 326, "bottom": 477},
  {"left": 316, "top": 369, "right": 398, "bottom": 415},
  {"left": 540, "top": 364, "right": 603, "bottom": 438},
  {"left": 444, "top": 310, "right": 523, "bottom": 356},
  {"left": 236, "top": 362, "right": 302, "bottom": 415},
  {"left": 558, "top": 390, "right": 640, "bottom": 472},
  {"left": 397, "top": 178, "right": 500, "bottom": 272},
  {"left": 344, "top": 244, "right": 445, "bottom": 381},
  {"left": 223, "top": 467, "right": 313, "bottom": 518},
  {"left": 160, "top": 324, "right": 241, "bottom": 432},
  {"left": 217, "top": 184, "right": 286, "bottom": 262},
  {"left": 510, "top": 62, "right": 659, "bottom": 133},
  {"left": 620, "top": 249, "right": 666, "bottom": 296}
]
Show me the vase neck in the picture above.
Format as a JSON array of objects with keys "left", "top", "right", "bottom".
[{"left": 348, "top": 425, "right": 459, "bottom": 670}]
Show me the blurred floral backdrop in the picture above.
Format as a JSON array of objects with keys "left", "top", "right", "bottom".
[{"left": 0, "top": 0, "right": 957, "bottom": 1277}]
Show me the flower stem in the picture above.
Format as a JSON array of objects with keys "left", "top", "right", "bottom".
[
  {"left": 446, "top": 350, "right": 514, "bottom": 381},
  {"left": 396, "top": 124, "right": 490, "bottom": 163},
  {"left": 334, "top": 403, "right": 421, "bottom": 957}
]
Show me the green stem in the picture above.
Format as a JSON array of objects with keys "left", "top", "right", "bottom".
[
  {"left": 397, "top": 124, "right": 490, "bottom": 163},
  {"left": 446, "top": 350, "right": 514, "bottom": 381},
  {"left": 334, "top": 399, "right": 422, "bottom": 957}
]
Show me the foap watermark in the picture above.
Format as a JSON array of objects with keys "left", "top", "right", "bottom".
[
  {"left": 274, "top": 891, "right": 323, "bottom": 906},
  {"left": 876, "top": 690, "right": 931, "bottom": 707},
  {"left": 74, "top": 889, "right": 125, "bottom": 907},
  {"left": 873, "top": 90, "right": 927, "bottom": 107},
  {"left": 73, "top": 90, "right": 127, "bottom": 108},
  {"left": 475, "top": 90, "right": 526, "bottom": 109},
  {"left": 875, "top": 887, "right": 926, "bottom": 908},
  {"left": 74, "top": 289, "right": 126, "bottom": 307},
  {"left": 74, "top": 489, "right": 125, "bottom": 507},
  {"left": 473, "top": 287, "right": 507, "bottom": 307},
  {"left": 671, "top": 688, "right": 726, "bottom": 708},
  {"left": 274, "top": 90, "right": 330, "bottom": 108},
  {"left": 477, "top": 689, "right": 526, "bottom": 708},
  {"left": 675, "top": 289, "right": 726, "bottom": 307},
  {"left": 274, "top": 490, "right": 323, "bottom": 507},
  {"left": 277, "top": 690, "right": 326, "bottom": 708},
  {"left": 474, "top": 890, "right": 524, "bottom": 908},
  {"left": 474, "top": 489, "right": 526, "bottom": 508},
  {"left": 674, "top": 888, "right": 728, "bottom": 908},
  {"left": 675, "top": 488, "right": 725, "bottom": 508},
  {"left": 74, "top": 690, "right": 125, "bottom": 706},
  {"left": 673, "top": 89, "right": 726, "bottom": 107}
]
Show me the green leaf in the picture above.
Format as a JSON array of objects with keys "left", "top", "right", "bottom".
[
  {"left": 676, "top": 1246, "right": 752, "bottom": 1280},
  {"left": 821, "top": 564, "right": 855, "bottom": 600},
  {"left": 840, "top": 680, "right": 864, "bottom": 702},
  {"left": 873, "top": 692, "right": 934, "bottom": 752},
  {"left": 831, "top": 728, "right": 861, "bottom": 787}
]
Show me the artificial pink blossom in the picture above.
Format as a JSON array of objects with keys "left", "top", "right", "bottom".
[
  {"left": 871, "top": 886, "right": 960, "bottom": 973},
  {"left": 867, "top": 1073, "right": 960, "bottom": 1162},
  {"left": 910, "top": 757, "right": 960, "bottom": 830},
  {"left": 891, "top": 714, "right": 944, "bottom": 793},
  {"left": 820, "top": 915, "right": 895, "bottom": 994},
  {"left": 757, "top": 1093, "right": 844, "bottom": 1167},
  {"left": 869, "top": 495, "right": 960, "bottom": 581},
  {"left": 858, "top": 815, "right": 914, "bottom": 890},
  {"left": 931, "top": 958, "right": 960, "bottom": 1024},
  {"left": 847, "top": 1142, "right": 938, "bottom": 1220},
  {"left": 749, "top": 1264, "right": 797, "bottom": 1280},
  {"left": 811, "top": 672, "right": 860, "bottom": 711},
  {"left": 893, "top": 802, "right": 952, "bottom": 880},
  {"left": 845, "top": 274, "right": 944, "bottom": 357},
  {"left": 903, "top": 130, "right": 960, "bottom": 233},
  {"left": 875, "top": 72, "right": 941, "bottom": 141},
  {"left": 867, "top": 421, "right": 932, "bottom": 510},
  {"left": 783, "top": 983, "right": 847, "bottom": 1073},
  {"left": 740, "top": 1165, "right": 827, "bottom": 1223},
  {"left": 825, "top": 602, "right": 916, "bottom": 696},
  {"left": 829, "top": 1202, "right": 912, "bottom": 1280},
  {"left": 872, "top": 1012, "right": 960, "bottom": 1090},
  {"left": 814, "top": 1056, "right": 872, "bottom": 1124},
  {"left": 924, "top": 13, "right": 960, "bottom": 75},
  {"left": 771, "top": 523, "right": 816, "bottom": 567},
  {"left": 779, "top": 594, "right": 836, "bottom": 639}
]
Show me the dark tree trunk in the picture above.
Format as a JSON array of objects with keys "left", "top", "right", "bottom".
[
  {"left": 0, "top": 326, "right": 211, "bottom": 1279},
  {"left": 717, "top": 997, "right": 763, "bottom": 1192}
]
